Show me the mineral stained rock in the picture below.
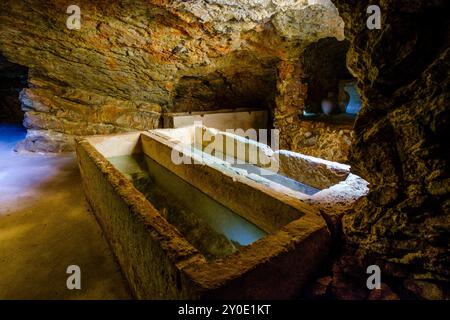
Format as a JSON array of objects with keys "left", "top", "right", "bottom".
[
  {"left": 0, "top": 55, "right": 27, "bottom": 123},
  {"left": 333, "top": 0, "right": 450, "bottom": 283},
  {"left": 0, "top": 0, "right": 343, "bottom": 152}
]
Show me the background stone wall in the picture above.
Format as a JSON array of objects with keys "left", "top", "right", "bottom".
[
  {"left": 0, "top": 0, "right": 344, "bottom": 152},
  {"left": 0, "top": 0, "right": 448, "bottom": 295},
  {"left": 303, "top": 37, "right": 351, "bottom": 114}
]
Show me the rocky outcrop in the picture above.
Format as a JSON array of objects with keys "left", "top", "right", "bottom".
[
  {"left": 273, "top": 37, "right": 353, "bottom": 163},
  {"left": 333, "top": 0, "right": 450, "bottom": 285},
  {"left": 0, "top": 0, "right": 343, "bottom": 152}
]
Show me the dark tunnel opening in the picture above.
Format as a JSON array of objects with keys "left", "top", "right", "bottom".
[{"left": 0, "top": 54, "right": 28, "bottom": 150}]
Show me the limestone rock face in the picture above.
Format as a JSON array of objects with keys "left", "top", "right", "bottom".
[
  {"left": 334, "top": 0, "right": 450, "bottom": 282},
  {"left": 0, "top": 0, "right": 343, "bottom": 152},
  {"left": 170, "top": 0, "right": 344, "bottom": 40},
  {"left": 1, "top": 0, "right": 448, "bottom": 293}
]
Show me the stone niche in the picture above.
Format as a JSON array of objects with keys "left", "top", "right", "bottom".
[
  {"left": 172, "top": 52, "right": 278, "bottom": 114},
  {"left": 333, "top": 0, "right": 450, "bottom": 296},
  {"left": 274, "top": 37, "right": 357, "bottom": 163},
  {"left": 303, "top": 38, "right": 353, "bottom": 115}
]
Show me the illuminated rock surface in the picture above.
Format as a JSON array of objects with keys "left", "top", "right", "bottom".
[{"left": 0, "top": 0, "right": 343, "bottom": 152}]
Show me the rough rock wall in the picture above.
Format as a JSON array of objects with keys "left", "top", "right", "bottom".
[
  {"left": 334, "top": 0, "right": 450, "bottom": 285},
  {"left": 273, "top": 38, "right": 354, "bottom": 163},
  {"left": 0, "top": 0, "right": 343, "bottom": 152}
]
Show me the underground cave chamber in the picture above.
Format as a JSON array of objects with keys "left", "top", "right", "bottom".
[
  {"left": 0, "top": 54, "right": 28, "bottom": 149},
  {"left": 72, "top": 32, "right": 367, "bottom": 299},
  {"left": 0, "top": 0, "right": 448, "bottom": 301}
]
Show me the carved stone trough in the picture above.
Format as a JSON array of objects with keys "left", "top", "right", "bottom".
[{"left": 76, "top": 126, "right": 368, "bottom": 299}]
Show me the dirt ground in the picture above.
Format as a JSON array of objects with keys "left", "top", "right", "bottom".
[{"left": 0, "top": 124, "right": 131, "bottom": 299}]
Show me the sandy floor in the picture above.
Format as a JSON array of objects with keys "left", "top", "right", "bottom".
[{"left": 0, "top": 124, "right": 131, "bottom": 299}]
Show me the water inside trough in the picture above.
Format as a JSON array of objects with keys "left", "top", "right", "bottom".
[{"left": 108, "top": 154, "right": 267, "bottom": 261}]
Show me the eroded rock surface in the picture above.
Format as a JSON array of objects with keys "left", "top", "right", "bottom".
[
  {"left": 334, "top": 0, "right": 450, "bottom": 283},
  {"left": 131, "top": 171, "right": 239, "bottom": 261}
]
